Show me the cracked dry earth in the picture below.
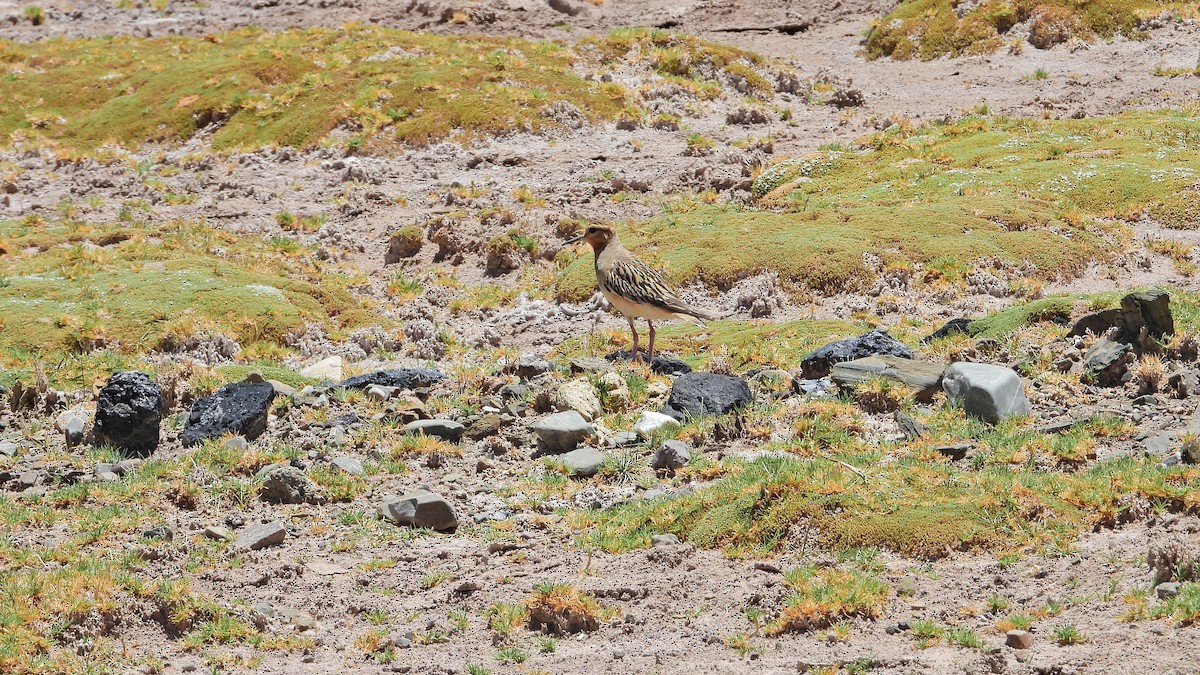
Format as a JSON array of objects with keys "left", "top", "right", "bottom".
[{"left": 3, "top": 1, "right": 1200, "bottom": 675}]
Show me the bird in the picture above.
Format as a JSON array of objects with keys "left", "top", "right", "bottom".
[{"left": 564, "top": 224, "right": 712, "bottom": 364}]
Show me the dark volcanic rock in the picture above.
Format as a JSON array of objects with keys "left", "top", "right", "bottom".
[
  {"left": 1069, "top": 290, "right": 1174, "bottom": 348},
  {"left": 800, "top": 330, "right": 913, "bottom": 379},
  {"left": 1083, "top": 338, "right": 1134, "bottom": 387},
  {"left": 339, "top": 368, "right": 445, "bottom": 391},
  {"left": 182, "top": 378, "right": 276, "bottom": 447},
  {"left": 662, "top": 372, "right": 752, "bottom": 421},
  {"left": 94, "top": 371, "right": 164, "bottom": 456},
  {"left": 605, "top": 351, "right": 692, "bottom": 376},
  {"left": 922, "top": 318, "right": 972, "bottom": 344}
]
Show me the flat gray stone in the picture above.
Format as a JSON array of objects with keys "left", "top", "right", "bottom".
[
  {"left": 569, "top": 356, "right": 614, "bottom": 374},
  {"left": 404, "top": 419, "right": 464, "bottom": 443},
  {"left": 234, "top": 521, "right": 287, "bottom": 550},
  {"left": 530, "top": 410, "right": 597, "bottom": 453},
  {"left": 380, "top": 490, "right": 459, "bottom": 531},
  {"left": 942, "top": 363, "right": 1030, "bottom": 424},
  {"left": 1157, "top": 582, "right": 1181, "bottom": 599},
  {"left": 831, "top": 355, "right": 945, "bottom": 400},
  {"left": 204, "top": 525, "right": 234, "bottom": 542},
  {"left": 558, "top": 447, "right": 607, "bottom": 477},
  {"left": 651, "top": 534, "right": 680, "bottom": 547},
  {"left": 0, "top": 441, "right": 18, "bottom": 457},
  {"left": 331, "top": 456, "right": 364, "bottom": 475}
]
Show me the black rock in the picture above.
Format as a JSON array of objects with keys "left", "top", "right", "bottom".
[
  {"left": 893, "top": 410, "right": 927, "bottom": 440},
  {"left": 182, "top": 378, "right": 276, "bottom": 447},
  {"left": 799, "top": 329, "right": 913, "bottom": 379},
  {"left": 605, "top": 350, "right": 692, "bottom": 376},
  {"left": 94, "top": 371, "right": 164, "bottom": 457},
  {"left": 922, "top": 318, "right": 972, "bottom": 344},
  {"left": 661, "top": 372, "right": 752, "bottom": 421},
  {"left": 339, "top": 368, "right": 445, "bottom": 391},
  {"left": 143, "top": 525, "right": 173, "bottom": 541},
  {"left": 1069, "top": 290, "right": 1174, "bottom": 348}
]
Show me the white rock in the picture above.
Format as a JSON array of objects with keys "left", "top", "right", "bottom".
[
  {"left": 300, "top": 355, "right": 344, "bottom": 381},
  {"left": 633, "top": 411, "right": 681, "bottom": 439}
]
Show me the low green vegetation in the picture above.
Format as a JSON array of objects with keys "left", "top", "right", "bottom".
[
  {"left": 0, "top": 26, "right": 630, "bottom": 151},
  {"left": 765, "top": 564, "right": 889, "bottom": 634},
  {"left": 576, "top": 408, "right": 1200, "bottom": 559},
  {"left": 0, "top": 217, "right": 387, "bottom": 361},
  {"left": 866, "top": 0, "right": 1199, "bottom": 60},
  {"left": 558, "top": 111, "right": 1200, "bottom": 301},
  {"left": 0, "top": 26, "right": 785, "bottom": 153}
]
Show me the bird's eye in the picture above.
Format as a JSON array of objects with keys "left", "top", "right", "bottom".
[{"left": 586, "top": 227, "right": 598, "bottom": 234}]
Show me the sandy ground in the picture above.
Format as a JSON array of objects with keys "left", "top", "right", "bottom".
[{"left": 3, "top": 1, "right": 1200, "bottom": 674}]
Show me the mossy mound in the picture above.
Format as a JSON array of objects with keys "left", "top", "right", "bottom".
[
  {"left": 0, "top": 26, "right": 631, "bottom": 151},
  {"left": 0, "top": 218, "right": 386, "bottom": 356},
  {"left": 866, "top": 0, "right": 1197, "bottom": 60},
  {"left": 558, "top": 111, "right": 1200, "bottom": 301},
  {"left": 581, "top": 446, "right": 1200, "bottom": 559}
]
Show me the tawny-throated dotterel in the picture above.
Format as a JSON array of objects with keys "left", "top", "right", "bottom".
[{"left": 565, "top": 224, "right": 712, "bottom": 363}]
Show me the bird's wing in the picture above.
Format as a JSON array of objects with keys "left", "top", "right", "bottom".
[{"left": 607, "top": 257, "right": 712, "bottom": 321}]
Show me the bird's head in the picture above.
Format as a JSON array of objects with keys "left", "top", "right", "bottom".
[{"left": 564, "top": 224, "right": 616, "bottom": 251}]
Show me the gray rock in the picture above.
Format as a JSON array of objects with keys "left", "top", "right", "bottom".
[
  {"left": 651, "top": 440, "right": 691, "bottom": 472},
  {"left": 300, "top": 355, "right": 343, "bottom": 381},
  {"left": 225, "top": 436, "right": 250, "bottom": 452},
  {"left": 1083, "top": 338, "right": 1133, "bottom": 386},
  {"left": 558, "top": 447, "right": 607, "bottom": 477},
  {"left": 328, "top": 426, "right": 347, "bottom": 448},
  {"left": 662, "top": 372, "right": 753, "bottom": 421},
  {"left": 95, "top": 470, "right": 120, "bottom": 482},
  {"left": 651, "top": 534, "right": 680, "bottom": 546},
  {"left": 203, "top": 525, "right": 234, "bottom": 541},
  {"left": 1005, "top": 630, "right": 1033, "bottom": 650},
  {"left": 569, "top": 356, "right": 614, "bottom": 374},
  {"left": 143, "top": 525, "right": 173, "bottom": 541},
  {"left": 267, "top": 380, "right": 297, "bottom": 397},
  {"left": 331, "top": 456, "right": 364, "bottom": 475},
  {"left": 0, "top": 441, "right": 17, "bottom": 457},
  {"left": 404, "top": 419, "right": 464, "bottom": 442},
  {"left": 380, "top": 490, "right": 459, "bottom": 531},
  {"left": 259, "top": 466, "right": 319, "bottom": 504},
  {"left": 1157, "top": 582, "right": 1181, "bottom": 599},
  {"left": 800, "top": 329, "right": 913, "bottom": 379},
  {"left": 183, "top": 378, "right": 276, "bottom": 447},
  {"left": 94, "top": 371, "right": 164, "bottom": 456},
  {"left": 234, "top": 520, "right": 287, "bottom": 550},
  {"left": 60, "top": 413, "right": 87, "bottom": 448},
  {"left": 530, "top": 411, "right": 597, "bottom": 453},
  {"left": 512, "top": 356, "right": 553, "bottom": 380},
  {"left": 340, "top": 368, "right": 444, "bottom": 390},
  {"left": 463, "top": 413, "right": 501, "bottom": 440},
  {"left": 1146, "top": 431, "right": 1180, "bottom": 459},
  {"left": 604, "top": 431, "right": 639, "bottom": 448},
  {"left": 942, "top": 363, "right": 1031, "bottom": 424},
  {"left": 831, "top": 356, "right": 945, "bottom": 401},
  {"left": 893, "top": 410, "right": 927, "bottom": 439}
]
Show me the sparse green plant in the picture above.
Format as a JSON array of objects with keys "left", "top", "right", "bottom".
[
  {"left": 1052, "top": 624, "right": 1086, "bottom": 645},
  {"left": 494, "top": 646, "right": 528, "bottom": 664}
]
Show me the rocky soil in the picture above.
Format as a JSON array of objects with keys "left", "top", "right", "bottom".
[{"left": 3, "top": 1, "right": 1200, "bottom": 674}]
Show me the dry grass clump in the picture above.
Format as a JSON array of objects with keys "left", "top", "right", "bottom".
[
  {"left": 764, "top": 565, "right": 889, "bottom": 635},
  {"left": 1134, "top": 354, "right": 1166, "bottom": 394},
  {"left": 851, "top": 377, "right": 915, "bottom": 414},
  {"left": 525, "top": 582, "right": 602, "bottom": 635}
]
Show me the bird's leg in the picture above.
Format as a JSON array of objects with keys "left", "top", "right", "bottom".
[
  {"left": 647, "top": 320, "right": 656, "bottom": 364},
  {"left": 627, "top": 316, "right": 641, "bottom": 363}
]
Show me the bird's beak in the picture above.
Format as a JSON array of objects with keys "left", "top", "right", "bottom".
[{"left": 564, "top": 234, "right": 584, "bottom": 245}]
